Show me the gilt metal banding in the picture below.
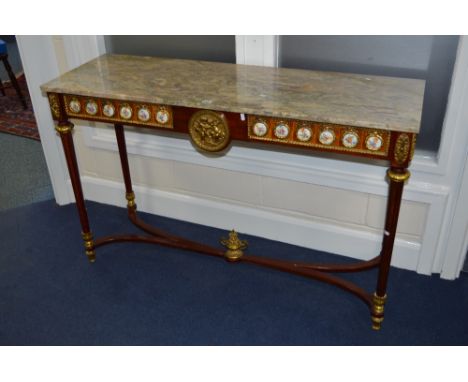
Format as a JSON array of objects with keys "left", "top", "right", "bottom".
[
  {"left": 387, "top": 169, "right": 411, "bottom": 182},
  {"left": 55, "top": 123, "right": 74, "bottom": 134},
  {"left": 371, "top": 293, "right": 387, "bottom": 330},
  {"left": 126, "top": 192, "right": 136, "bottom": 209},
  {"left": 81, "top": 231, "right": 96, "bottom": 263}
]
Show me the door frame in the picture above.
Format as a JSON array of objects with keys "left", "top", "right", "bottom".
[{"left": 16, "top": 35, "right": 73, "bottom": 204}]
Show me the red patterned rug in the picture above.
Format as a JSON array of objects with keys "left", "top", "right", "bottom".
[{"left": 0, "top": 75, "right": 39, "bottom": 140}]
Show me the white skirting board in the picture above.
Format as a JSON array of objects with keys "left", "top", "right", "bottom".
[{"left": 78, "top": 176, "right": 421, "bottom": 272}]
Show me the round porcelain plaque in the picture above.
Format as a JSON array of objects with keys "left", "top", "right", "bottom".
[
  {"left": 366, "top": 134, "right": 383, "bottom": 151},
  {"left": 137, "top": 106, "right": 151, "bottom": 122},
  {"left": 102, "top": 102, "right": 115, "bottom": 117},
  {"left": 319, "top": 128, "right": 335, "bottom": 145},
  {"left": 156, "top": 109, "right": 170, "bottom": 124},
  {"left": 119, "top": 105, "right": 133, "bottom": 120},
  {"left": 253, "top": 121, "right": 268, "bottom": 137},
  {"left": 342, "top": 131, "right": 359, "bottom": 148},
  {"left": 274, "top": 123, "right": 290, "bottom": 139},
  {"left": 69, "top": 98, "right": 81, "bottom": 113},
  {"left": 296, "top": 126, "right": 312, "bottom": 142},
  {"left": 85, "top": 100, "right": 98, "bottom": 115}
]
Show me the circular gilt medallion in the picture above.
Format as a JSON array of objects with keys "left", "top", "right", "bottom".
[{"left": 189, "top": 110, "right": 230, "bottom": 152}]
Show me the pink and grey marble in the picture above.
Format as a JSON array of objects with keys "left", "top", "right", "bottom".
[{"left": 41, "top": 54, "right": 425, "bottom": 133}]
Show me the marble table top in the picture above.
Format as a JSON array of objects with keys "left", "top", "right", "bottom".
[{"left": 41, "top": 54, "right": 425, "bottom": 133}]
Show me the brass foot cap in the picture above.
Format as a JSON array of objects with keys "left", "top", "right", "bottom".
[
  {"left": 371, "top": 316, "right": 384, "bottom": 330},
  {"left": 86, "top": 250, "right": 96, "bottom": 263}
]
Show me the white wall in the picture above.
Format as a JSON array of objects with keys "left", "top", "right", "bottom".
[{"left": 35, "top": 35, "right": 468, "bottom": 278}]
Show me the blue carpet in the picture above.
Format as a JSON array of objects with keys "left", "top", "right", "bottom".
[{"left": 0, "top": 199, "right": 467, "bottom": 345}]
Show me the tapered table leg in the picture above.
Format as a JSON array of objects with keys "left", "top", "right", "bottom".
[
  {"left": 371, "top": 167, "right": 410, "bottom": 329},
  {"left": 55, "top": 122, "right": 96, "bottom": 262},
  {"left": 114, "top": 124, "right": 136, "bottom": 212}
]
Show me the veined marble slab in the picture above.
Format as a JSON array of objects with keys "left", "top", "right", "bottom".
[{"left": 41, "top": 54, "right": 425, "bottom": 133}]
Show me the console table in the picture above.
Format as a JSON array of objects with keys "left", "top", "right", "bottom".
[{"left": 41, "top": 54, "right": 425, "bottom": 330}]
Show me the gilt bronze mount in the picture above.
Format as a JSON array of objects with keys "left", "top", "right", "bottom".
[
  {"left": 221, "top": 230, "right": 248, "bottom": 262},
  {"left": 188, "top": 110, "right": 230, "bottom": 152}
]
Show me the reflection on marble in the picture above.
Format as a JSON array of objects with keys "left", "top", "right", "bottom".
[{"left": 41, "top": 54, "right": 425, "bottom": 133}]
